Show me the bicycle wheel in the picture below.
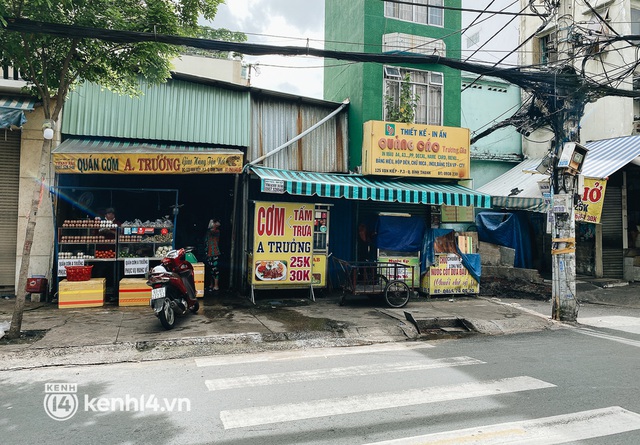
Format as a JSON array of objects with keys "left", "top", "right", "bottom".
[{"left": 384, "top": 280, "right": 410, "bottom": 308}]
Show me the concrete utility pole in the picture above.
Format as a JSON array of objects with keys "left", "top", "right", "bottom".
[{"left": 550, "top": 0, "right": 580, "bottom": 322}]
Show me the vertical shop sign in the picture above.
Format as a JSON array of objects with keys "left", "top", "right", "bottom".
[
  {"left": 252, "top": 202, "right": 314, "bottom": 285},
  {"left": 575, "top": 178, "right": 607, "bottom": 224}
]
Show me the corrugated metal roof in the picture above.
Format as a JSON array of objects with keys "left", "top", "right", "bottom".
[
  {"left": 249, "top": 97, "right": 348, "bottom": 173},
  {"left": 583, "top": 136, "right": 640, "bottom": 179},
  {"left": 477, "top": 158, "right": 548, "bottom": 212},
  {"left": 52, "top": 137, "right": 242, "bottom": 154},
  {"left": 251, "top": 166, "right": 492, "bottom": 208},
  {"left": 61, "top": 80, "right": 250, "bottom": 147}
]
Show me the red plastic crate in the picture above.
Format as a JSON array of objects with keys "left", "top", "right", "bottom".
[
  {"left": 26, "top": 277, "right": 48, "bottom": 293},
  {"left": 65, "top": 265, "right": 93, "bottom": 281}
]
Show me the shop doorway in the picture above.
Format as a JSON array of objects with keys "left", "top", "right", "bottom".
[{"left": 56, "top": 173, "right": 236, "bottom": 289}]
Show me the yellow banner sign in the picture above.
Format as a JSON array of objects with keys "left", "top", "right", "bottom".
[
  {"left": 575, "top": 178, "right": 607, "bottom": 224},
  {"left": 252, "top": 202, "right": 314, "bottom": 286},
  {"left": 362, "top": 121, "right": 471, "bottom": 179},
  {"left": 422, "top": 254, "right": 479, "bottom": 295},
  {"left": 53, "top": 153, "right": 243, "bottom": 174}
]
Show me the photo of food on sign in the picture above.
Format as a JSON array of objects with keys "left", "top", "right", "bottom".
[{"left": 255, "top": 260, "right": 287, "bottom": 281}]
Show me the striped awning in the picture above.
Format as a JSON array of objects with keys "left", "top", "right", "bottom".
[
  {"left": 477, "top": 159, "right": 549, "bottom": 213},
  {"left": 0, "top": 95, "right": 39, "bottom": 128},
  {"left": 583, "top": 136, "right": 640, "bottom": 179},
  {"left": 250, "top": 166, "right": 492, "bottom": 208}
]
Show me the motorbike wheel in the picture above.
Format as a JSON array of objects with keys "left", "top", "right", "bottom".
[
  {"left": 159, "top": 302, "right": 175, "bottom": 329},
  {"left": 189, "top": 300, "right": 200, "bottom": 314}
]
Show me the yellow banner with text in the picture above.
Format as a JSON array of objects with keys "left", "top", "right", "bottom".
[
  {"left": 53, "top": 152, "right": 243, "bottom": 174},
  {"left": 252, "top": 202, "right": 314, "bottom": 286},
  {"left": 362, "top": 121, "right": 470, "bottom": 179}
]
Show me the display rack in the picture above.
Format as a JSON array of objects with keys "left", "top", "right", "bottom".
[
  {"left": 55, "top": 220, "right": 175, "bottom": 302},
  {"left": 117, "top": 226, "right": 173, "bottom": 260}
]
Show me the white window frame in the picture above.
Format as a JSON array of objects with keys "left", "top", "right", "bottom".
[
  {"left": 384, "top": 0, "right": 444, "bottom": 27},
  {"left": 383, "top": 66, "right": 443, "bottom": 126}
]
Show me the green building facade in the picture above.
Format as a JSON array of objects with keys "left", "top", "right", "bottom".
[{"left": 324, "top": 0, "right": 462, "bottom": 171}]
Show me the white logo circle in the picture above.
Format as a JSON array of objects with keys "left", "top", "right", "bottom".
[{"left": 44, "top": 393, "right": 78, "bottom": 421}]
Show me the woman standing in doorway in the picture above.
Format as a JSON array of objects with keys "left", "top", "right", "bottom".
[{"left": 204, "top": 218, "right": 222, "bottom": 291}]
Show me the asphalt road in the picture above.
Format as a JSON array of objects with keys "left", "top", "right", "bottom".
[{"left": 2, "top": 310, "right": 640, "bottom": 444}]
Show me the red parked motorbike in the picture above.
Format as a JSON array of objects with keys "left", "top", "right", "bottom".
[{"left": 146, "top": 247, "right": 199, "bottom": 329}]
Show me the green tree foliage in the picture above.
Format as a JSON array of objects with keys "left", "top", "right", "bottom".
[
  {"left": 385, "top": 73, "right": 419, "bottom": 124},
  {"left": 182, "top": 26, "right": 247, "bottom": 59},
  {"left": 0, "top": 0, "right": 232, "bottom": 339},
  {"left": 0, "top": 0, "right": 229, "bottom": 113}
]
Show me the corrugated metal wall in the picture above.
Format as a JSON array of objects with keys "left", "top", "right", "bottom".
[
  {"left": 62, "top": 80, "right": 251, "bottom": 147},
  {"left": 249, "top": 97, "right": 348, "bottom": 173},
  {"left": 0, "top": 129, "right": 20, "bottom": 290},
  {"left": 601, "top": 186, "right": 623, "bottom": 278}
]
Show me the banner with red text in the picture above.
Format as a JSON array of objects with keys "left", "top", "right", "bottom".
[
  {"left": 251, "top": 202, "right": 314, "bottom": 286},
  {"left": 361, "top": 120, "right": 470, "bottom": 179},
  {"left": 575, "top": 177, "right": 607, "bottom": 224}
]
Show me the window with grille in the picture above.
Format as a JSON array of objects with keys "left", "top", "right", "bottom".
[
  {"left": 384, "top": 67, "right": 443, "bottom": 125},
  {"left": 540, "top": 33, "right": 558, "bottom": 64},
  {"left": 384, "top": 0, "right": 443, "bottom": 27}
]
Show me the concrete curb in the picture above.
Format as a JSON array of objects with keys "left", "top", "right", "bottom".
[{"left": 0, "top": 328, "right": 412, "bottom": 371}]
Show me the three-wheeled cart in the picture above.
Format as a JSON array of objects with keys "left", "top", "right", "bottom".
[{"left": 332, "top": 258, "right": 413, "bottom": 308}]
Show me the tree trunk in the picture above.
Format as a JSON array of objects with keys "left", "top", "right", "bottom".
[{"left": 7, "top": 137, "right": 52, "bottom": 339}]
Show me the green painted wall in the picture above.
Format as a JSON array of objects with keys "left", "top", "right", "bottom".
[{"left": 325, "top": 0, "right": 462, "bottom": 171}]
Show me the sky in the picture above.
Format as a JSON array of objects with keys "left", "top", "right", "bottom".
[
  {"left": 207, "top": 1, "right": 521, "bottom": 101},
  {"left": 208, "top": 0, "right": 326, "bottom": 99}
]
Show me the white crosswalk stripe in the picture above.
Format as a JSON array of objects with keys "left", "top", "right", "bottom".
[
  {"left": 219, "top": 376, "right": 556, "bottom": 429},
  {"left": 576, "top": 327, "right": 640, "bottom": 348},
  {"left": 579, "top": 316, "right": 640, "bottom": 335},
  {"left": 194, "top": 342, "right": 434, "bottom": 367},
  {"left": 360, "top": 406, "right": 640, "bottom": 445},
  {"left": 205, "top": 356, "right": 485, "bottom": 390}
]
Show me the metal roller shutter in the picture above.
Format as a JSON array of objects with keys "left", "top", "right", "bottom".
[
  {"left": 601, "top": 186, "right": 623, "bottom": 278},
  {"left": 0, "top": 130, "right": 20, "bottom": 291}
]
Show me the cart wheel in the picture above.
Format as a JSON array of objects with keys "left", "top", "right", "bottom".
[{"left": 384, "top": 280, "right": 410, "bottom": 308}]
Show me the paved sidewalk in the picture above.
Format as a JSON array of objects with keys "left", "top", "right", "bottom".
[{"left": 0, "top": 289, "right": 562, "bottom": 370}]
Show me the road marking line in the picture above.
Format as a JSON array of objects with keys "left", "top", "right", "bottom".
[
  {"left": 576, "top": 328, "right": 640, "bottom": 348},
  {"left": 360, "top": 406, "right": 640, "bottom": 444},
  {"left": 579, "top": 316, "right": 640, "bottom": 335},
  {"left": 195, "top": 342, "right": 434, "bottom": 367},
  {"left": 206, "top": 356, "right": 485, "bottom": 390},
  {"left": 219, "top": 376, "right": 555, "bottom": 430}
]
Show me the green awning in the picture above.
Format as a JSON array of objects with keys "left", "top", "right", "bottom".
[
  {"left": 0, "top": 96, "right": 39, "bottom": 128},
  {"left": 250, "top": 166, "right": 492, "bottom": 208}
]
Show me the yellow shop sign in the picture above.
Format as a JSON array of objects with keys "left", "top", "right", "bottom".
[
  {"left": 362, "top": 121, "right": 471, "bottom": 179},
  {"left": 53, "top": 152, "right": 243, "bottom": 174}
]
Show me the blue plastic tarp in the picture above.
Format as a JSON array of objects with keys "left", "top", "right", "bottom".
[
  {"left": 475, "top": 211, "right": 533, "bottom": 269},
  {"left": 0, "top": 107, "right": 26, "bottom": 128},
  {"left": 375, "top": 215, "right": 425, "bottom": 252}
]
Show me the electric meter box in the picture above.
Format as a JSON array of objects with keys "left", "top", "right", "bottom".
[{"left": 558, "top": 142, "right": 588, "bottom": 175}]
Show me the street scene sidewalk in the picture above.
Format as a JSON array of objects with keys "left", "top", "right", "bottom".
[{"left": 1, "top": 280, "right": 638, "bottom": 370}]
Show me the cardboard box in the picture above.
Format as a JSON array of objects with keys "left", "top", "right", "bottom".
[
  {"left": 193, "top": 262, "right": 205, "bottom": 298},
  {"left": 59, "top": 278, "right": 105, "bottom": 308},
  {"left": 118, "top": 278, "right": 151, "bottom": 307}
]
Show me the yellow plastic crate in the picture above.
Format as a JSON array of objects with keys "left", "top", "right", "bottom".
[
  {"left": 118, "top": 278, "right": 152, "bottom": 307},
  {"left": 58, "top": 278, "right": 105, "bottom": 308}
]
